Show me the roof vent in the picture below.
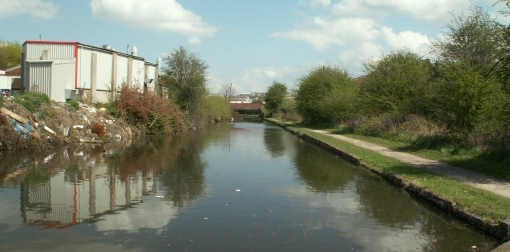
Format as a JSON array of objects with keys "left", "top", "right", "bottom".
[
  {"left": 103, "top": 44, "right": 111, "bottom": 50},
  {"left": 131, "top": 46, "right": 138, "bottom": 56}
]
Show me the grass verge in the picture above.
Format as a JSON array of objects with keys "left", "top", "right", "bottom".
[
  {"left": 322, "top": 128, "right": 510, "bottom": 180},
  {"left": 270, "top": 119, "right": 510, "bottom": 224}
]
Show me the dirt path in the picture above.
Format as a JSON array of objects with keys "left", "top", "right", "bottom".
[{"left": 310, "top": 129, "right": 510, "bottom": 199}]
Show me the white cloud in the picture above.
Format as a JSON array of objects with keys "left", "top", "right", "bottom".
[
  {"left": 209, "top": 64, "right": 313, "bottom": 94},
  {"left": 96, "top": 195, "right": 179, "bottom": 234},
  {"left": 90, "top": 0, "right": 219, "bottom": 44},
  {"left": 271, "top": 16, "right": 380, "bottom": 51},
  {"left": 0, "top": 0, "right": 59, "bottom": 19},
  {"left": 339, "top": 42, "right": 384, "bottom": 75},
  {"left": 272, "top": 15, "right": 431, "bottom": 55},
  {"left": 310, "top": 0, "right": 331, "bottom": 8},
  {"left": 273, "top": 1, "right": 435, "bottom": 74},
  {"left": 381, "top": 27, "right": 432, "bottom": 54},
  {"left": 331, "top": 0, "right": 470, "bottom": 23}
]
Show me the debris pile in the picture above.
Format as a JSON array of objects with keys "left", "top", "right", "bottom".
[{"left": 0, "top": 99, "right": 135, "bottom": 151}]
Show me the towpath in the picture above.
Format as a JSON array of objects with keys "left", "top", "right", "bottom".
[{"left": 309, "top": 129, "right": 510, "bottom": 199}]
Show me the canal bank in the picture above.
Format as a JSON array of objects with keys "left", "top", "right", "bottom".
[{"left": 266, "top": 118, "right": 510, "bottom": 248}]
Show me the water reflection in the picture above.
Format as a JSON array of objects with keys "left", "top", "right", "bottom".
[
  {"left": 290, "top": 138, "right": 497, "bottom": 251},
  {"left": 263, "top": 127, "right": 286, "bottom": 158},
  {"left": 0, "top": 122, "right": 500, "bottom": 251},
  {"left": 1, "top": 124, "right": 232, "bottom": 232},
  {"left": 292, "top": 141, "right": 355, "bottom": 193}
]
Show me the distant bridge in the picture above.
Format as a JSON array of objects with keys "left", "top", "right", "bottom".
[
  {"left": 230, "top": 103, "right": 262, "bottom": 113},
  {"left": 230, "top": 103, "right": 264, "bottom": 120}
]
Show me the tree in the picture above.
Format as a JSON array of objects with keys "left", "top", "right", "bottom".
[
  {"left": 162, "top": 46, "right": 208, "bottom": 113},
  {"left": 432, "top": 6, "right": 504, "bottom": 76},
  {"left": 489, "top": 1, "right": 510, "bottom": 89},
  {"left": 219, "top": 83, "right": 235, "bottom": 101},
  {"left": 0, "top": 40, "right": 22, "bottom": 70},
  {"left": 264, "top": 81, "right": 287, "bottom": 116},
  {"left": 360, "top": 50, "right": 434, "bottom": 116},
  {"left": 434, "top": 62, "right": 495, "bottom": 138},
  {"left": 295, "top": 64, "right": 355, "bottom": 125},
  {"left": 432, "top": 5, "right": 510, "bottom": 142}
]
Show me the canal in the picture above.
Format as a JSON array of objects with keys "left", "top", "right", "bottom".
[{"left": 0, "top": 121, "right": 499, "bottom": 251}]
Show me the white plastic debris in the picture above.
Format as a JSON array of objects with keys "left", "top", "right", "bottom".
[
  {"left": 44, "top": 126, "right": 56, "bottom": 135},
  {"left": 235, "top": 189, "right": 241, "bottom": 192}
]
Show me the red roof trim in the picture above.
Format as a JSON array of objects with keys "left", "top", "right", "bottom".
[{"left": 23, "top": 40, "right": 78, "bottom": 45}]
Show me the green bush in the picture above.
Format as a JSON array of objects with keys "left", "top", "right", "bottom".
[
  {"left": 433, "top": 63, "right": 493, "bottom": 138},
  {"left": 265, "top": 81, "right": 287, "bottom": 116},
  {"left": 200, "top": 95, "right": 231, "bottom": 122},
  {"left": 360, "top": 50, "right": 434, "bottom": 116},
  {"left": 295, "top": 64, "right": 357, "bottom": 125},
  {"left": 354, "top": 118, "right": 384, "bottom": 137},
  {"left": 14, "top": 92, "right": 50, "bottom": 112},
  {"left": 275, "top": 98, "right": 302, "bottom": 122},
  {"left": 66, "top": 100, "right": 80, "bottom": 111}
]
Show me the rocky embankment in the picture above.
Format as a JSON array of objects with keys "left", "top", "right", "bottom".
[{"left": 0, "top": 97, "right": 135, "bottom": 151}]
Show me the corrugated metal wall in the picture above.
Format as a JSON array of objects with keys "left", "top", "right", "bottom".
[
  {"left": 28, "top": 62, "right": 51, "bottom": 96},
  {"left": 25, "top": 43, "right": 74, "bottom": 60}
]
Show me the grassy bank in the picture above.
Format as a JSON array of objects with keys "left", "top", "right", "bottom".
[
  {"left": 268, "top": 119, "right": 510, "bottom": 225},
  {"left": 323, "top": 128, "right": 510, "bottom": 181}
]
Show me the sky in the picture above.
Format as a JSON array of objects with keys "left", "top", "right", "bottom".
[{"left": 0, "top": 0, "right": 508, "bottom": 94}]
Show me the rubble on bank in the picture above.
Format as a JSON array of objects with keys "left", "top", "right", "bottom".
[{"left": 0, "top": 98, "right": 135, "bottom": 151}]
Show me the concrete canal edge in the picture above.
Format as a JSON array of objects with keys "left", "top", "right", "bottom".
[{"left": 266, "top": 119, "right": 510, "bottom": 250}]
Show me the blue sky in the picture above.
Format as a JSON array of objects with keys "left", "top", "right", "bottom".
[{"left": 0, "top": 0, "right": 507, "bottom": 94}]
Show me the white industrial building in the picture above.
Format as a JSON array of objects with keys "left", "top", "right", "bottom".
[{"left": 22, "top": 40, "right": 159, "bottom": 103}]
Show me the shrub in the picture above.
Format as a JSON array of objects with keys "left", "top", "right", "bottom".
[
  {"left": 14, "top": 92, "right": 50, "bottom": 113},
  {"left": 360, "top": 50, "right": 434, "bottom": 116},
  {"left": 116, "top": 86, "right": 186, "bottom": 134},
  {"left": 275, "top": 98, "right": 302, "bottom": 122},
  {"left": 90, "top": 121, "right": 105, "bottom": 136},
  {"left": 265, "top": 82, "right": 287, "bottom": 116},
  {"left": 200, "top": 95, "right": 231, "bottom": 122},
  {"left": 66, "top": 99, "right": 80, "bottom": 111},
  {"left": 295, "top": 64, "right": 356, "bottom": 125}
]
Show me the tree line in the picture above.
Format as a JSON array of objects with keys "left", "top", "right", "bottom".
[{"left": 265, "top": 5, "right": 510, "bottom": 152}]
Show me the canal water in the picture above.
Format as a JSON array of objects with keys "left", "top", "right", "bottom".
[{"left": 0, "top": 122, "right": 499, "bottom": 251}]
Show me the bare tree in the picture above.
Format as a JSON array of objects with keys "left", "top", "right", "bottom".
[{"left": 219, "top": 83, "right": 235, "bottom": 101}]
